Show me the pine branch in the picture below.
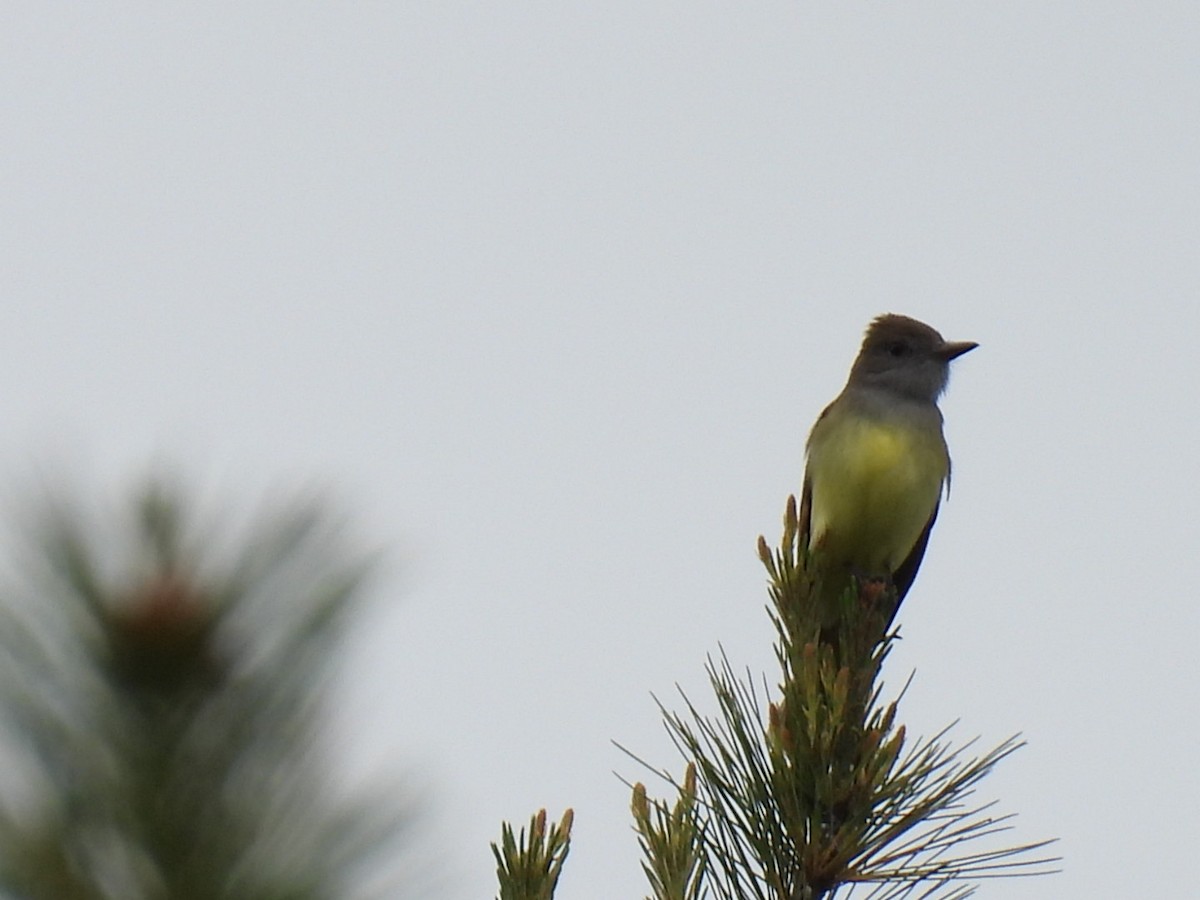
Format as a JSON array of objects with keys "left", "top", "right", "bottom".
[
  {"left": 631, "top": 763, "right": 707, "bottom": 900},
  {"left": 629, "top": 496, "right": 1057, "bottom": 899},
  {"left": 492, "top": 809, "right": 574, "bottom": 900}
]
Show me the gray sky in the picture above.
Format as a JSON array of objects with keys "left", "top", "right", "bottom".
[{"left": 3, "top": 4, "right": 1198, "bottom": 898}]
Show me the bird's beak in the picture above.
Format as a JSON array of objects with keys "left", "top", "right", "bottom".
[{"left": 938, "top": 340, "right": 978, "bottom": 361}]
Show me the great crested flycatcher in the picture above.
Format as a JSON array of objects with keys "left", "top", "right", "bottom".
[{"left": 800, "top": 313, "right": 976, "bottom": 630}]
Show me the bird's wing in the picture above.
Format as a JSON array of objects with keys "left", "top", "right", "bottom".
[
  {"left": 890, "top": 501, "right": 940, "bottom": 622},
  {"left": 797, "top": 469, "right": 814, "bottom": 552},
  {"left": 798, "top": 400, "right": 835, "bottom": 553}
]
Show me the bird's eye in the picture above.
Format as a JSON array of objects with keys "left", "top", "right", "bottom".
[{"left": 885, "top": 341, "right": 908, "bottom": 357}]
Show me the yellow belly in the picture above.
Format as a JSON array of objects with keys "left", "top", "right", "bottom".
[{"left": 807, "top": 417, "right": 947, "bottom": 574}]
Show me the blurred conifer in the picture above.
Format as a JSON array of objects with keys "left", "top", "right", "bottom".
[{"left": 0, "top": 481, "right": 415, "bottom": 899}]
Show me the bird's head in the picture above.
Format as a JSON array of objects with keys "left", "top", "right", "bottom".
[{"left": 847, "top": 314, "right": 977, "bottom": 402}]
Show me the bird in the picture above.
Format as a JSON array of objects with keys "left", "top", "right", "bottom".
[{"left": 799, "top": 313, "right": 976, "bottom": 634}]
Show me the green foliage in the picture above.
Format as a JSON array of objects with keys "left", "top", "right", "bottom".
[
  {"left": 0, "top": 481, "right": 414, "bottom": 900},
  {"left": 637, "top": 496, "right": 1057, "bottom": 899},
  {"left": 492, "top": 809, "right": 574, "bottom": 900},
  {"left": 494, "top": 492, "right": 1058, "bottom": 899},
  {"left": 631, "top": 763, "right": 706, "bottom": 900}
]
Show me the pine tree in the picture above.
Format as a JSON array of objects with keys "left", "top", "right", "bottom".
[
  {"left": 494, "top": 496, "right": 1056, "bottom": 898},
  {"left": 0, "top": 481, "right": 415, "bottom": 900}
]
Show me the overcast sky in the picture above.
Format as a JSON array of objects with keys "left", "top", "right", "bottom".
[{"left": 2, "top": 4, "right": 1198, "bottom": 898}]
